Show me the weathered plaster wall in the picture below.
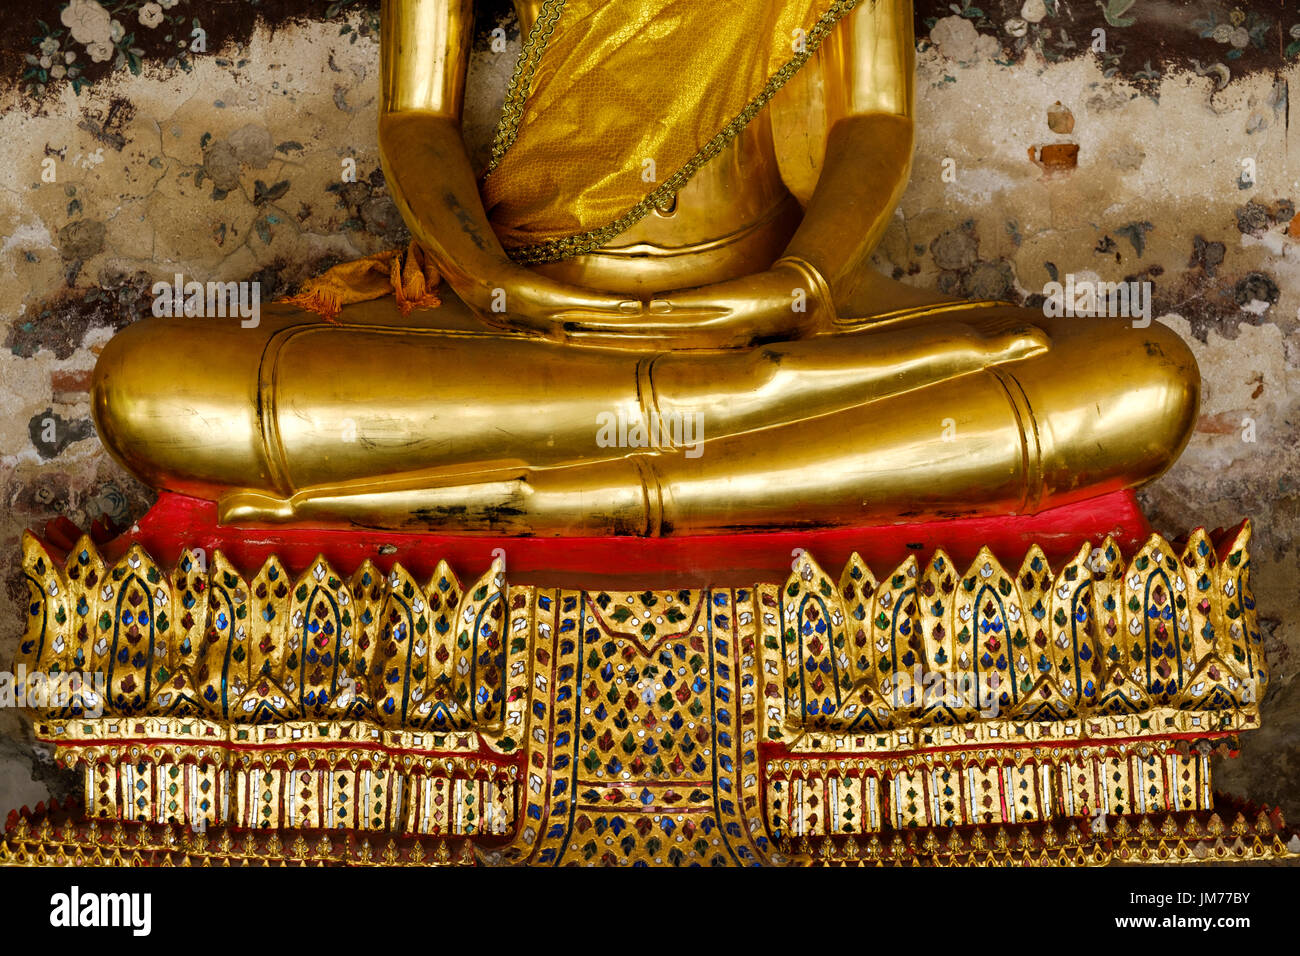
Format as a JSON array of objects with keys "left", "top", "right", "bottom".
[{"left": 0, "top": 0, "right": 1297, "bottom": 822}]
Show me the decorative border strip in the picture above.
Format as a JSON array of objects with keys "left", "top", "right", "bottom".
[
  {"left": 786, "top": 708, "right": 1255, "bottom": 755},
  {"left": 34, "top": 716, "right": 488, "bottom": 758},
  {"left": 764, "top": 747, "right": 1214, "bottom": 836},
  {"left": 81, "top": 755, "right": 515, "bottom": 835},
  {"left": 781, "top": 806, "right": 1298, "bottom": 867},
  {"left": 0, "top": 803, "right": 479, "bottom": 866},
  {"left": 1, "top": 800, "right": 1294, "bottom": 868}
]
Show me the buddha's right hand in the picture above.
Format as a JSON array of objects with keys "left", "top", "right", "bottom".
[{"left": 378, "top": 113, "right": 640, "bottom": 340}]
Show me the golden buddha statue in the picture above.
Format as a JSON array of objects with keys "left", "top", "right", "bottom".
[{"left": 91, "top": 0, "right": 1199, "bottom": 537}]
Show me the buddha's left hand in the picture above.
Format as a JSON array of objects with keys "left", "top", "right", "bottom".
[{"left": 558, "top": 262, "right": 828, "bottom": 350}]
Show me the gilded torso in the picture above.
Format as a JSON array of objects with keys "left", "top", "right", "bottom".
[{"left": 493, "top": 0, "right": 818, "bottom": 293}]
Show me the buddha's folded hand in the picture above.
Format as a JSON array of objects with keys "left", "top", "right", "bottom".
[
  {"left": 451, "top": 263, "right": 646, "bottom": 340},
  {"left": 554, "top": 262, "right": 830, "bottom": 351}
]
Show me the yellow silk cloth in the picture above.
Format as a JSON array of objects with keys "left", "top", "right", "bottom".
[
  {"left": 281, "top": 239, "right": 441, "bottom": 321},
  {"left": 483, "top": 0, "right": 855, "bottom": 263}
]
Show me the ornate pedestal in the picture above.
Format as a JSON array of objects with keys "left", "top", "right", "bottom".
[{"left": 6, "top": 491, "right": 1294, "bottom": 866}]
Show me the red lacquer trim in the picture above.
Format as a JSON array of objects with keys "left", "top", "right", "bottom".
[{"left": 34, "top": 489, "right": 1163, "bottom": 588}]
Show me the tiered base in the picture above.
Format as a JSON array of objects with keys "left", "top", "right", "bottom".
[{"left": 7, "top": 490, "right": 1284, "bottom": 866}]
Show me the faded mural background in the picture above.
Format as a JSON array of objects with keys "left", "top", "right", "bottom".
[{"left": 1, "top": 0, "right": 1299, "bottom": 822}]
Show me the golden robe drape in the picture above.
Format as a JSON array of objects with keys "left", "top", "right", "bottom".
[{"left": 482, "top": 0, "right": 862, "bottom": 263}]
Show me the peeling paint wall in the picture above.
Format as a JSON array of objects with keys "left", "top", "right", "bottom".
[{"left": 1, "top": 0, "right": 1298, "bottom": 824}]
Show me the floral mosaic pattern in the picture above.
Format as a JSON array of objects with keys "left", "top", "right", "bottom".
[
  {"left": 10, "top": 1, "right": 1300, "bottom": 98},
  {"left": 917, "top": 0, "right": 1298, "bottom": 83},
  {"left": 24, "top": 0, "right": 198, "bottom": 96},
  {"left": 12, "top": 0, "right": 394, "bottom": 97}
]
